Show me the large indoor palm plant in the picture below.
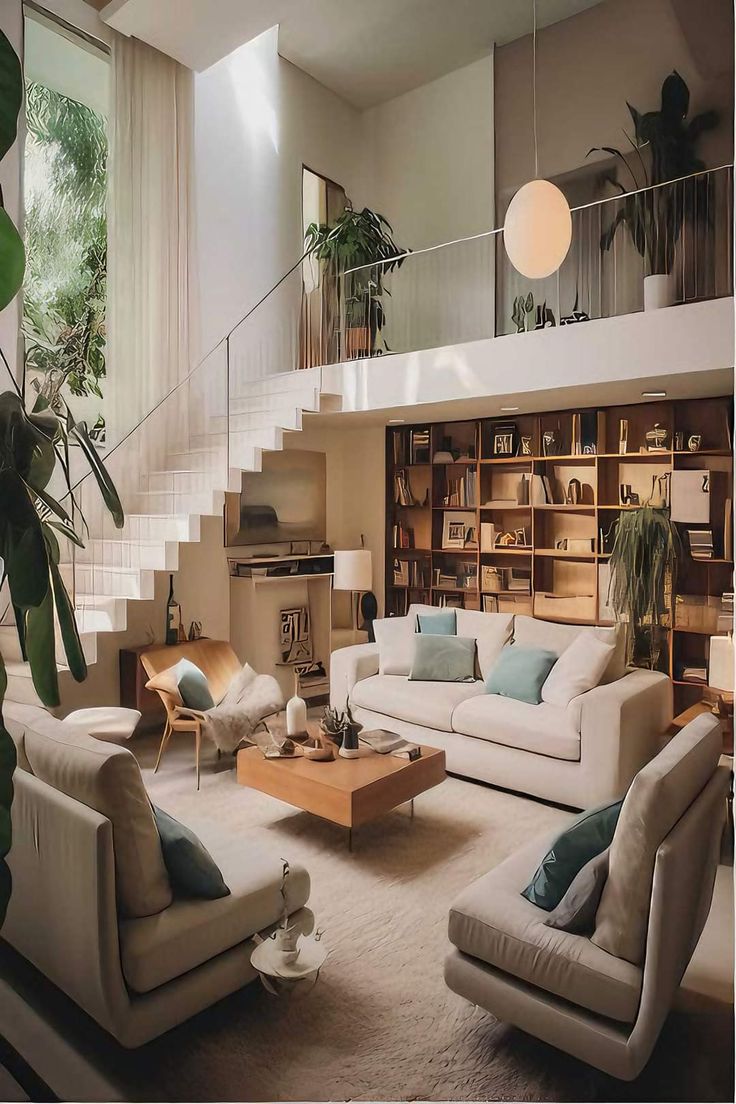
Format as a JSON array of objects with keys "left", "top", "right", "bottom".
[
  {"left": 305, "top": 203, "right": 407, "bottom": 356},
  {"left": 591, "top": 71, "right": 718, "bottom": 306},
  {"left": 0, "top": 30, "right": 123, "bottom": 927}
]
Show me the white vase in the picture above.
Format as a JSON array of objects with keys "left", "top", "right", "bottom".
[
  {"left": 643, "top": 273, "right": 675, "bottom": 311},
  {"left": 286, "top": 693, "right": 307, "bottom": 737}
]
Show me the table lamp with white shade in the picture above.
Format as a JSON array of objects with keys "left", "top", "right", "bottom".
[
  {"left": 333, "top": 547, "right": 375, "bottom": 641},
  {"left": 708, "top": 633, "right": 734, "bottom": 754}
]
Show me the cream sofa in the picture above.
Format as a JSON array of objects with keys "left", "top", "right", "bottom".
[
  {"left": 331, "top": 606, "right": 673, "bottom": 809},
  {"left": 2, "top": 701, "right": 311, "bottom": 1047},
  {"left": 444, "top": 712, "right": 728, "bottom": 1080}
]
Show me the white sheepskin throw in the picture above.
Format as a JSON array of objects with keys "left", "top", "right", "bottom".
[{"left": 202, "top": 665, "right": 283, "bottom": 753}]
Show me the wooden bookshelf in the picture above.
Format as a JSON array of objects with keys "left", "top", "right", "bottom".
[{"left": 385, "top": 399, "right": 734, "bottom": 712}]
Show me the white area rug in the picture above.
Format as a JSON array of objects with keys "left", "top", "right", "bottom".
[{"left": 105, "top": 735, "right": 732, "bottom": 1102}]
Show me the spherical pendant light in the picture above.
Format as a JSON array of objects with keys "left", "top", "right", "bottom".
[{"left": 503, "top": 178, "right": 572, "bottom": 280}]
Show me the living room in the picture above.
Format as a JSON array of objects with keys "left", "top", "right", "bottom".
[{"left": 0, "top": 0, "right": 733, "bottom": 1101}]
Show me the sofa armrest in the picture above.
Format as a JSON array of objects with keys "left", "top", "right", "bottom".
[
  {"left": 330, "top": 644, "right": 380, "bottom": 709},
  {"left": 575, "top": 668, "right": 673, "bottom": 803}
]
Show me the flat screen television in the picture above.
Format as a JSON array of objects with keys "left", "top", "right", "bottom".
[{"left": 226, "top": 449, "right": 327, "bottom": 547}]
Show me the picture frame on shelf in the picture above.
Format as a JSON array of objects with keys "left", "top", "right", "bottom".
[{"left": 492, "top": 423, "right": 518, "bottom": 457}]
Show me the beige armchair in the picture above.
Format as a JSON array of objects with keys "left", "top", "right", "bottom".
[{"left": 445, "top": 713, "right": 729, "bottom": 1080}]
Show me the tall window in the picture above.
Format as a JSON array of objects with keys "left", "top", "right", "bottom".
[
  {"left": 300, "top": 166, "right": 346, "bottom": 369},
  {"left": 23, "top": 7, "right": 109, "bottom": 438}
]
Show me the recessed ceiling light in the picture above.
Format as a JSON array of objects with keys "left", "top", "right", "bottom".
[
  {"left": 387, "top": 418, "right": 405, "bottom": 424},
  {"left": 500, "top": 406, "right": 520, "bottom": 412},
  {"left": 642, "top": 391, "right": 666, "bottom": 398}
]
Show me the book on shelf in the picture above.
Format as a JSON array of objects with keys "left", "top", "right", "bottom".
[
  {"left": 393, "top": 557, "right": 428, "bottom": 588},
  {"left": 392, "top": 521, "right": 415, "bottom": 549},
  {"left": 680, "top": 665, "right": 707, "bottom": 684},
  {"left": 410, "top": 429, "right": 430, "bottom": 464},
  {"left": 687, "top": 529, "right": 714, "bottom": 560},
  {"left": 393, "top": 558, "right": 409, "bottom": 586},
  {"left": 435, "top": 592, "right": 463, "bottom": 608},
  {"left": 442, "top": 469, "right": 476, "bottom": 507},
  {"left": 394, "top": 468, "right": 416, "bottom": 506},
  {"left": 392, "top": 431, "right": 407, "bottom": 467}
]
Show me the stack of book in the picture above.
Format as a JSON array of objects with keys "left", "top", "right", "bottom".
[
  {"left": 394, "top": 469, "right": 416, "bottom": 506},
  {"left": 392, "top": 558, "right": 429, "bottom": 588},
  {"left": 393, "top": 559, "right": 409, "bottom": 586},
  {"left": 680, "top": 664, "right": 707, "bottom": 684},
  {"left": 688, "top": 529, "right": 714, "bottom": 560},
  {"left": 392, "top": 431, "right": 407, "bottom": 466},
  {"left": 410, "top": 429, "right": 430, "bottom": 464},
  {"left": 507, "top": 567, "right": 532, "bottom": 594}
]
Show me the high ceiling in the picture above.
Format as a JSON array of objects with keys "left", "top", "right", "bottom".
[{"left": 100, "top": 0, "right": 605, "bottom": 107}]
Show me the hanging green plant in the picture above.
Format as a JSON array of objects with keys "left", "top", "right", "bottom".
[{"left": 608, "top": 505, "right": 680, "bottom": 669}]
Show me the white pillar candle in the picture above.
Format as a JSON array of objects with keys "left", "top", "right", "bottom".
[{"left": 286, "top": 692, "right": 307, "bottom": 736}]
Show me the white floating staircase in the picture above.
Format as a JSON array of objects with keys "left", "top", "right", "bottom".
[{"left": 2, "top": 366, "right": 342, "bottom": 707}]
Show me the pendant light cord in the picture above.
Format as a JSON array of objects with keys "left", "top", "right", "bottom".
[{"left": 532, "top": 0, "right": 539, "bottom": 178}]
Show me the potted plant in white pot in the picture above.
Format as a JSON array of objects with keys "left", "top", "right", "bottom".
[{"left": 590, "top": 71, "right": 719, "bottom": 310}]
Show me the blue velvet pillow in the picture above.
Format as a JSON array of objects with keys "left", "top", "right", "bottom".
[
  {"left": 416, "top": 609, "right": 456, "bottom": 635},
  {"left": 409, "top": 634, "right": 476, "bottom": 682},
  {"left": 521, "top": 800, "right": 623, "bottom": 911},
  {"left": 176, "top": 658, "right": 215, "bottom": 710},
  {"left": 484, "top": 645, "right": 557, "bottom": 705},
  {"left": 153, "top": 805, "right": 230, "bottom": 900}
]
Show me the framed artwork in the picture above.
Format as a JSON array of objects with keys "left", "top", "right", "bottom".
[
  {"left": 443, "top": 519, "right": 467, "bottom": 549},
  {"left": 492, "top": 423, "right": 518, "bottom": 457},
  {"left": 521, "top": 436, "right": 533, "bottom": 455},
  {"left": 279, "top": 606, "right": 313, "bottom": 665}
]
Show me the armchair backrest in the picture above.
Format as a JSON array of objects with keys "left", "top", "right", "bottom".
[{"left": 140, "top": 639, "right": 242, "bottom": 713}]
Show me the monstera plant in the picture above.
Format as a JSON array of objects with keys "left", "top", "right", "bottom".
[{"left": 0, "top": 30, "right": 123, "bottom": 927}]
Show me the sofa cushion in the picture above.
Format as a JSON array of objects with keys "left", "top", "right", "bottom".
[
  {"left": 485, "top": 645, "right": 558, "bottom": 705},
  {"left": 593, "top": 712, "right": 722, "bottom": 966},
  {"left": 521, "top": 800, "right": 622, "bottom": 910},
  {"left": 541, "top": 633, "right": 616, "bottom": 708},
  {"left": 455, "top": 609, "right": 514, "bottom": 679},
  {"left": 373, "top": 615, "right": 414, "bottom": 675},
  {"left": 153, "top": 805, "right": 230, "bottom": 899},
  {"left": 416, "top": 609, "right": 456, "bottom": 635},
  {"left": 409, "top": 634, "right": 477, "bottom": 683},
  {"left": 512, "top": 616, "right": 626, "bottom": 684},
  {"left": 22, "top": 714, "right": 172, "bottom": 919},
  {"left": 448, "top": 835, "right": 642, "bottom": 1023},
  {"left": 351, "top": 674, "right": 485, "bottom": 732},
  {"left": 119, "top": 829, "right": 310, "bottom": 993},
  {"left": 451, "top": 694, "right": 580, "bottom": 761}
]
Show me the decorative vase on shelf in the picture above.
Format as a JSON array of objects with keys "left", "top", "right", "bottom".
[
  {"left": 165, "top": 574, "right": 181, "bottom": 645},
  {"left": 643, "top": 273, "right": 675, "bottom": 311},
  {"left": 286, "top": 673, "right": 308, "bottom": 737}
]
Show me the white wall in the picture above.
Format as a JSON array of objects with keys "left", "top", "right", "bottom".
[
  {"left": 362, "top": 54, "right": 494, "bottom": 251},
  {"left": 193, "top": 25, "right": 367, "bottom": 363}
]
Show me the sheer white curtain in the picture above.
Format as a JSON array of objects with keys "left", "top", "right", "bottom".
[{"left": 107, "top": 33, "right": 195, "bottom": 447}]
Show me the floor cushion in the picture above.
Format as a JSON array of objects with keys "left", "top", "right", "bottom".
[
  {"left": 351, "top": 674, "right": 485, "bottom": 732},
  {"left": 448, "top": 835, "right": 642, "bottom": 1023},
  {"left": 451, "top": 694, "right": 581, "bottom": 761},
  {"left": 119, "top": 829, "right": 310, "bottom": 994}
]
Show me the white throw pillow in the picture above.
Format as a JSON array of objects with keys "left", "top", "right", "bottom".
[
  {"left": 455, "top": 609, "right": 514, "bottom": 679},
  {"left": 541, "top": 632, "right": 615, "bottom": 707},
  {"left": 513, "top": 616, "right": 626, "bottom": 684},
  {"left": 373, "top": 615, "right": 415, "bottom": 675}
]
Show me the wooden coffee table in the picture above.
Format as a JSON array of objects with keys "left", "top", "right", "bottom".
[{"left": 236, "top": 744, "right": 446, "bottom": 849}]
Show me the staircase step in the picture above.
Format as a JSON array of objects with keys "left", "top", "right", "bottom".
[
  {"left": 143, "top": 470, "right": 221, "bottom": 495},
  {"left": 75, "top": 538, "right": 179, "bottom": 572},
  {"left": 132, "top": 489, "right": 225, "bottom": 516},
  {"left": 72, "top": 595, "right": 128, "bottom": 634},
  {"left": 60, "top": 563, "right": 155, "bottom": 601},
  {"left": 225, "top": 404, "right": 302, "bottom": 429},
  {"left": 223, "top": 442, "right": 262, "bottom": 472},
  {"left": 110, "top": 513, "right": 201, "bottom": 544},
  {"left": 235, "top": 366, "right": 322, "bottom": 397},
  {"left": 227, "top": 387, "right": 320, "bottom": 415},
  {"left": 215, "top": 424, "right": 284, "bottom": 451},
  {"left": 166, "top": 446, "right": 226, "bottom": 472}
]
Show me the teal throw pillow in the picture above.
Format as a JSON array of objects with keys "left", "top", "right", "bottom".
[
  {"left": 153, "top": 805, "right": 230, "bottom": 899},
  {"left": 416, "top": 609, "right": 456, "bottom": 635},
  {"left": 485, "top": 645, "right": 557, "bottom": 705},
  {"left": 521, "top": 800, "right": 623, "bottom": 911},
  {"left": 176, "top": 658, "right": 215, "bottom": 710},
  {"left": 409, "top": 634, "right": 476, "bottom": 682}
]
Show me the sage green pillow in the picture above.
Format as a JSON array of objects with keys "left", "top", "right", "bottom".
[
  {"left": 409, "top": 634, "right": 476, "bottom": 682},
  {"left": 416, "top": 609, "right": 456, "bottom": 635},
  {"left": 153, "top": 805, "right": 230, "bottom": 900},
  {"left": 484, "top": 645, "right": 557, "bottom": 705},
  {"left": 176, "top": 658, "right": 215, "bottom": 711},
  {"left": 521, "top": 800, "right": 623, "bottom": 911}
]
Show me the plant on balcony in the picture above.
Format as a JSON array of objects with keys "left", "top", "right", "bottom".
[
  {"left": 0, "top": 30, "right": 123, "bottom": 928},
  {"left": 607, "top": 505, "right": 680, "bottom": 670},
  {"left": 304, "top": 203, "right": 408, "bottom": 356},
  {"left": 590, "top": 71, "right": 718, "bottom": 292}
]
